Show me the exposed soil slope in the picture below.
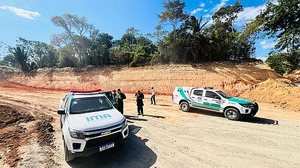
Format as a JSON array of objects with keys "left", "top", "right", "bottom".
[
  {"left": 286, "top": 69, "right": 300, "bottom": 81},
  {"left": 0, "top": 82, "right": 300, "bottom": 168},
  {"left": 0, "top": 62, "right": 281, "bottom": 96},
  {"left": 241, "top": 78, "right": 300, "bottom": 112}
]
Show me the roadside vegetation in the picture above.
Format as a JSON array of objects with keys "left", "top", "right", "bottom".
[
  {"left": 0, "top": 0, "right": 299, "bottom": 74},
  {"left": 244, "top": 0, "right": 300, "bottom": 74}
]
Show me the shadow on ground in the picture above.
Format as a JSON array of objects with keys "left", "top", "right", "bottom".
[
  {"left": 241, "top": 117, "right": 279, "bottom": 125},
  {"left": 124, "top": 115, "right": 148, "bottom": 121},
  {"left": 188, "top": 108, "right": 278, "bottom": 125},
  {"left": 143, "top": 114, "right": 165, "bottom": 119},
  {"left": 188, "top": 108, "right": 224, "bottom": 118},
  {"left": 157, "top": 104, "right": 172, "bottom": 107},
  {"left": 68, "top": 125, "right": 157, "bottom": 168}
]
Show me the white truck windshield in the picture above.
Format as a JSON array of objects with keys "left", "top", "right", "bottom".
[{"left": 70, "top": 96, "right": 113, "bottom": 114}]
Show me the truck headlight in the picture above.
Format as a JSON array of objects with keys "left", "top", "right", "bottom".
[
  {"left": 69, "top": 128, "right": 85, "bottom": 139},
  {"left": 122, "top": 119, "right": 128, "bottom": 129},
  {"left": 239, "top": 103, "right": 252, "bottom": 108}
]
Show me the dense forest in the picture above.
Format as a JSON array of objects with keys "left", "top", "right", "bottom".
[{"left": 0, "top": 0, "right": 299, "bottom": 74}]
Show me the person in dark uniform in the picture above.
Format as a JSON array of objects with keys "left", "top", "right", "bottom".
[
  {"left": 135, "top": 90, "right": 144, "bottom": 116},
  {"left": 115, "top": 89, "right": 126, "bottom": 114},
  {"left": 112, "top": 90, "right": 117, "bottom": 108}
]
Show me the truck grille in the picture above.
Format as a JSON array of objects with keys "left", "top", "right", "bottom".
[
  {"left": 83, "top": 120, "right": 126, "bottom": 138},
  {"left": 85, "top": 133, "right": 123, "bottom": 150}
]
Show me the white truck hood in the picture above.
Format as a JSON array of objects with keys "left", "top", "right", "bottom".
[{"left": 67, "top": 109, "right": 125, "bottom": 132}]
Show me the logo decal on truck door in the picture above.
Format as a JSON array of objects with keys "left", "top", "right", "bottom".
[{"left": 86, "top": 114, "right": 112, "bottom": 122}]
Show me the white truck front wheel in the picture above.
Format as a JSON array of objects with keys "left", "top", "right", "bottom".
[
  {"left": 224, "top": 108, "right": 240, "bottom": 121},
  {"left": 180, "top": 101, "right": 190, "bottom": 112}
]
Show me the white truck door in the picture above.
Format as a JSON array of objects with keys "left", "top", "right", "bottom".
[
  {"left": 61, "top": 96, "right": 70, "bottom": 124},
  {"left": 190, "top": 89, "right": 204, "bottom": 107},
  {"left": 203, "top": 91, "right": 222, "bottom": 111}
]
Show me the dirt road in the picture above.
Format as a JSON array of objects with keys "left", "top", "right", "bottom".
[{"left": 0, "top": 81, "right": 300, "bottom": 168}]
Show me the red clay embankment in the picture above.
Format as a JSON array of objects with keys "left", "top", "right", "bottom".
[{"left": 0, "top": 62, "right": 281, "bottom": 96}]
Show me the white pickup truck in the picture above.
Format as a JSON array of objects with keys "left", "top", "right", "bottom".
[
  {"left": 172, "top": 87, "right": 259, "bottom": 121},
  {"left": 57, "top": 90, "right": 129, "bottom": 162}
]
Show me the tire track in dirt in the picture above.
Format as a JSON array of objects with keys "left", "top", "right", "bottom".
[
  {"left": 0, "top": 105, "right": 35, "bottom": 167},
  {"left": 0, "top": 87, "right": 61, "bottom": 167}
]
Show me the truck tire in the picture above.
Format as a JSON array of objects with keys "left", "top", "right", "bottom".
[
  {"left": 251, "top": 102, "right": 259, "bottom": 117},
  {"left": 245, "top": 103, "right": 259, "bottom": 119},
  {"left": 224, "top": 108, "right": 240, "bottom": 121},
  {"left": 180, "top": 101, "right": 190, "bottom": 112},
  {"left": 64, "top": 141, "right": 75, "bottom": 162}
]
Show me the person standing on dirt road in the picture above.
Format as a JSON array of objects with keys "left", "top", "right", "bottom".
[
  {"left": 115, "top": 89, "right": 126, "bottom": 114},
  {"left": 151, "top": 86, "right": 156, "bottom": 105},
  {"left": 135, "top": 90, "right": 144, "bottom": 115}
]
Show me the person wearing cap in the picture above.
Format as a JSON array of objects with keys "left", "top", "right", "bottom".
[{"left": 135, "top": 90, "right": 144, "bottom": 115}]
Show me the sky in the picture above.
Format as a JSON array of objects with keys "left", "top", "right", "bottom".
[{"left": 0, "top": 0, "right": 277, "bottom": 60}]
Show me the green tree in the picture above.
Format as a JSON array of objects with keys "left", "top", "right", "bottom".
[
  {"left": 180, "top": 16, "right": 209, "bottom": 62},
  {"left": 2, "top": 54, "right": 16, "bottom": 67},
  {"left": 110, "top": 28, "right": 157, "bottom": 66},
  {"left": 58, "top": 45, "right": 78, "bottom": 67},
  {"left": 51, "top": 14, "right": 96, "bottom": 66},
  {"left": 158, "top": 0, "right": 189, "bottom": 33},
  {"left": 212, "top": 1, "right": 243, "bottom": 27},
  {"left": 265, "top": 53, "right": 288, "bottom": 75},
  {"left": 265, "top": 50, "right": 300, "bottom": 74},
  {"left": 286, "top": 50, "right": 300, "bottom": 71},
  {"left": 157, "top": 32, "right": 187, "bottom": 63},
  {"left": 16, "top": 37, "right": 59, "bottom": 68},
  {"left": 9, "top": 46, "right": 30, "bottom": 72},
  {"left": 260, "top": 0, "right": 300, "bottom": 52},
  {"left": 130, "top": 36, "right": 157, "bottom": 66},
  {"left": 89, "top": 33, "right": 113, "bottom": 66},
  {"left": 153, "top": 25, "right": 168, "bottom": 42},
  {"left": 246, "top": 0, "right": 300, "bottom": 73},
  {"left": 207, "top": 2, "right": 253, "bottom": 61}
]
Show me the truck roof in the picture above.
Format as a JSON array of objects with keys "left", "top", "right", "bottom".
[
  {"left": 175, "top": 86, "right": 215, "bottom": 91},
  {"left": 72, "top": 93, "right": 106, "bottom": 99},
  {"left": 66, "top": 89, "right": 107, "bottom": 99}
]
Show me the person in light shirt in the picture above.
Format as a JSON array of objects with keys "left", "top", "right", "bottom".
[{"left": 150, "top": 86, "right": 156, "bottom": 105}]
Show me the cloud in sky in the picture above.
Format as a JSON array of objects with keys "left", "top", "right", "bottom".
[
  {"left": 0, "top": 5, "right": 40, "bottom": 19},
  {"left": 201, "top": 0, "right": 229, "bottom": 25},
  {"left": 211, "top": 0, "right": 228, "bottom": 13},
  {"left": 191, "top": 8, "right": 203, "bottom": 15},
  {"left": 190, "top": 2, "right": 206, "bottom": 15},
  {"left": 235, "top": 0, "right": 278, "bottom": 26},
  {"left": 235, "top": 5, "right": 265, "bottom": 26},
  {"left": 205, "top": 0, "right": 278, "bottom": 27},
  {"left": 260, "top": 40, "right": 276, "bottom": 49}
]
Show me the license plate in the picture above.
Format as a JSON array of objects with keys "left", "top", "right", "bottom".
[{"left": 99, "top": 142, "right": 115, "bottom": 152}]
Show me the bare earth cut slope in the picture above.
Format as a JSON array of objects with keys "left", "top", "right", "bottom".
[
  {"left": 1, "top": 62, "right": 300, "bottom": 167},
  {"left": 241, "top": 78, "right": 300, "bottom": 112},
  {"left": 1, "top": 62, "right": 281, "bottom": 96}
]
